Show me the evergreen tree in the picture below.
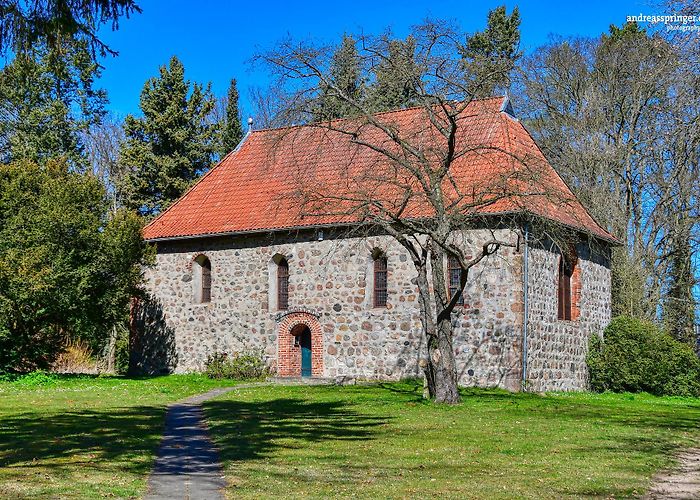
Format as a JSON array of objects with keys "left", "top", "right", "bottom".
[
  {"left": 119, "top": 56, "right": 217, "bottom": 217},
  {"left": 221, "top": 78, "right": 243, "bottom": 154},
  {"left": 0, "top": 0, "right": 140, "bottom": 61},
  {"left": 460, "top": 5, "right": 521, "bottom": 97},
  {"left": 0, "top": 40, "right": 106, "bottom": 168},
  {"left": 367, "top": 36, "right": 421, "bottom": 111},
  {"left": 314, "top": 35, "right": 363, "bottom": 121}
]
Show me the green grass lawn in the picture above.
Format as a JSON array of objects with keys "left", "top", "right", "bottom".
[
  {"left": 2, "top": 377, "right": 699, "bottom": 499},
  {"left": 0, "top": 374, "right": 237, "bottom": 499},
  {"left": 204, "top": 382, "right": 700, "bottom": 499}
]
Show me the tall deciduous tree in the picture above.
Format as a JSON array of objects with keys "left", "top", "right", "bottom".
[
  {"left": 0, "top": 39, "right": 106, "bottom": 167},
  {"left": 653, "top": 45, "right": 700, "bottom": 345},
  {"left": 83, "top": 113, "right": 126, "bottom": 211},
  {"left": 664, "top": 223, "right": 696, "bottom": 344},
  {"left": 119, "top": 56, "right": 217, "bottom": 217},
  {"left": 460, "top": 5, "right": 521, "bottom": 98},
  {"left": 517, "top": 24, "right": 674, "bottom": 319},
  {"left": 258, "top": 18, "right": 556, "bottom": 404}
]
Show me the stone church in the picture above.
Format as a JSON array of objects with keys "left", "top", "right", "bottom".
[{"left": 136, "top": 97, "right": 617, "bottom": 392}]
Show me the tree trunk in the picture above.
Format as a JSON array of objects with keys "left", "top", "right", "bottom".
[
  {"left": 414, "top": 247, "right": 461, "bottom": 404},
  {"left": 105, "top": 326, "right": 117, "bottom": 373},
  {"left": 414, "top": 261, "right": 437, "bottom": 399},
  {"left": 428, "top": 319, "right": 461, "bottom": 403}
]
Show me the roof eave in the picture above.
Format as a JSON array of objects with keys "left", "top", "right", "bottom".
[
  {"left": 144, "top": 211, "right": 621, "bottom": 246},
  {"left": 144, "top": 221, "right": 356, "bottom": 243}
]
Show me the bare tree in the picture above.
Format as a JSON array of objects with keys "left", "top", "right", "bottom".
[
  {"left": 82, "top": 113, "right": 125, "bottom": 213},
  {"left": 256, "top": 19, "right": 579, "bottom": 403},
  {"left": 249, "top": 84, "right": 305, "bottom": 130},
  {"left": 515, "top": 22, "right": 699, "bottom": 335}
]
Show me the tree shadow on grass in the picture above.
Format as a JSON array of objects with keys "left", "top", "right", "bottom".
[
  {"left": 204, "top": 397, "right": 389, "bottom": 463},
  {"left": 0, "top": 405, "right": 168, "bottom": 476},
  {"left": 0, "top": 392, "right": 388, "bottom": 475}
]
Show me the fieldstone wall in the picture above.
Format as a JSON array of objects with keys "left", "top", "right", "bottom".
[
  {"left": 524, "top": 241, "right": 612, "bottom": 391},
  {"left": 141, "top": 228, "right": 526, "bottom": 389},
  {"left": 139, "top": 228, "right": 611, "bottom": 391}
]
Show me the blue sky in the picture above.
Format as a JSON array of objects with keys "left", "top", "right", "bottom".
[{"left": 95, "top": 0, "right": 654, "bottom": 118}]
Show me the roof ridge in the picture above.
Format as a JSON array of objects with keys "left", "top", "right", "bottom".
[{"left": 248, "top": 96, "right": 507, "bottom": 134}]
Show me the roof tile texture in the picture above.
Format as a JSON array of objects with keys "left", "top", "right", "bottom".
[{"left": 143, "top": 97, "right": 616, "bottom": 243}]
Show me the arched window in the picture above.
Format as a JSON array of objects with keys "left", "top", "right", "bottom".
[
  {"left": 373, "top": 255, "right": 388, "bottom": 308},
  {"left": 448, "top": 255, "right": 464, "bottom": 306},
  {"left": 557, "top": 252, "right": 577, "bottom": 320},
  {"left": 277, "top": 258, "right": 289, "bottom": 310},
  {"left": 194, "top": 255, "right": 212, "bottom": 304}
]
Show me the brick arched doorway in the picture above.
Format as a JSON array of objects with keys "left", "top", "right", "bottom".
[{"left": 277, "top": 311, "right": 323, "bottom": 377}]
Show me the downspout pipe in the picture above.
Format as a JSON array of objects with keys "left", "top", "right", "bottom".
[{"left": 521, "top": 224, "right": 530, "bottom": 391}]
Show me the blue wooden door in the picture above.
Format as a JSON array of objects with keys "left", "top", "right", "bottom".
[{"left": 300, "top": 328, "right": 312, "bottom": 377}]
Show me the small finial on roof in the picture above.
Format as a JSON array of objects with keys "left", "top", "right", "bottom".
[{"left": 247, "top": 117, "right": 253, "bottom": 132}]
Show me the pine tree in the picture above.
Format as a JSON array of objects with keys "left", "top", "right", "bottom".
[
  {"left": 221, "top": 78, "right": 243, "bottom": 154},
  {"left": 119, "top": 56, "right": 217, "bottom": 217},
  {"left": 460, "top": 5, "right": 521, "bottom": 98},
  {"left": 314, "top": 35, "right": 363, "bottom": 121},
  {"left": 0, "top": 0, "right": 139, "bottom": 61},
  {"left": 0, "top": 40, "right": 106, "bottom": 168},
  {"left": 367, "top": 36, "right": 421, "bottom": 112}
]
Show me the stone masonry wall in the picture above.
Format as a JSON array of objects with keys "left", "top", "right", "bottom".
[
  {"left": 141, "top": 228, "right": 611, "bottom": 391},
  {"left": 524, "top": 242, "right": 612, "bottom": 391},
  {"left": 142, "top": 228, "right": 525, "bottom": 389}
]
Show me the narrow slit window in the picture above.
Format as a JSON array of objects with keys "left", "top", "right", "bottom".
[
  {"left": 278, "top": 258, "right": 289, "bottom": 310},
  {"left": 557, "top": 255, "right": 574, "bottom": 320},
  {"left": 373, "top": 256, "right": 388, "bottom": 308},
  {"left": 194, "top": 255, "right": 211, "bottom": 304},
  {"left": 448, "top": 255, "right": 464, "bottom": 306},
  {"left": 201, "top": 258, "right": 211, "bottom": 303}
]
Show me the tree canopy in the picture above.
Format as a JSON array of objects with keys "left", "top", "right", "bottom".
[
  {"left": 119, "top": 56, "right": 218, "bottom": 217},
  {"left": 0, "top": 39, "right": 106, "bottom": 168},
  {"left": 460, "top": 5, "right": 521, "bottom": 97},
  {"left": 220, "top": 78, "right": 243, "bottom": 154},
  {"left": 0, "top": 160, "right": 150, "bottom": 371},
  {"left": 313, "top": 34, "right": 364, "bottom": 121},
  {"left": 0, "top": 0, "right": 140, "bottom": 59}
]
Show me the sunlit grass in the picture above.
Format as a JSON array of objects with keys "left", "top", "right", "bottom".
[
  {"left": 205, "top": 382, "right": 700, "bottom": 499},
  {"left": 2, "top": 376, "right": 699, "bottom": 499}
]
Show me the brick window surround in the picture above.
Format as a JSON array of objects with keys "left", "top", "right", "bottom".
[{"left": 277, "top": 311, "right": 323, "bottom": 377}]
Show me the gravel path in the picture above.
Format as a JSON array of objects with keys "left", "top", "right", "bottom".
[
  {"left": 144, "top": 383, "right": 266, "bottom": 500},
  {"left": 645, "top": 448, "right": 700, "bottom": 499}
]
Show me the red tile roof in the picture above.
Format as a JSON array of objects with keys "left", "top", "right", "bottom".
[{"left": 143, "top": 97, "right": 618, "bottom": 244}]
